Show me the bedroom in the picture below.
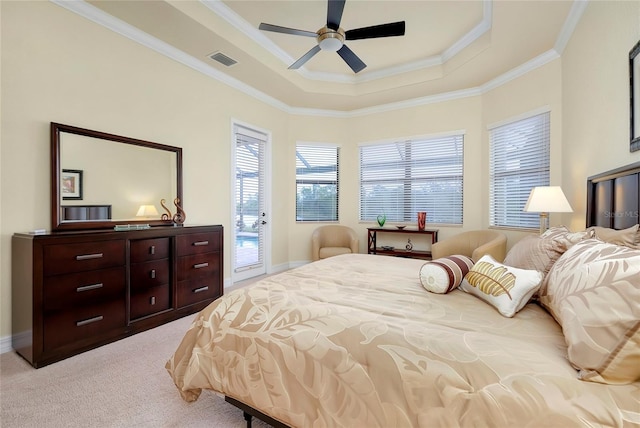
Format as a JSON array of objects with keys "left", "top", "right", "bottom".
[{"left": 0, "top": 0, "right": 639, "bottom": 424}]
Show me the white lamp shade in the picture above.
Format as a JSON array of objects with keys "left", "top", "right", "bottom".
[
  {"left": 524, "top": 186, "right": 573, "bottom": 213},
  {"left": 136, "top": 204, "right": 159, "bottom": 217}
]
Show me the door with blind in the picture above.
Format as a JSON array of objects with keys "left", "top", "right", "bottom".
[{"left": 232, "top": 122, "right": 270, "bottom": 282}]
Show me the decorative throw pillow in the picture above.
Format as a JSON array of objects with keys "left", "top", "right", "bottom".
[
  {"left": 586, "top": 224, "right": 639, "bottom": 248},
  {"left": 503, "top": 234, "right": 567, "bottom": 279},
  {"left": 459, "top": 255, "right": 543, "bottom": 317},
  {"left": 419, "top": 255, "right": 474, "bottom": 294},
  {"left": 540, "top": 238, "right": 640, "bottom": 384}
]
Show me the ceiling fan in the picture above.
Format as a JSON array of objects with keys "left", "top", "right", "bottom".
[{"left": 258, "top": 0, "right": 405, "bottom": 73}]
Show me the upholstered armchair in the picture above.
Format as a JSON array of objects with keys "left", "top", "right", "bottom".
[
  {"left": 431, "top": 230, "right": 507, "bottom": 262},
  {"left": 311, "top": 225, "right": 359, "bottom": 261}
]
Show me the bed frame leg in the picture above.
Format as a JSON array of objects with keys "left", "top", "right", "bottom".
[{"left": 244, "top": 411, "right": 252, "bottom": 428}]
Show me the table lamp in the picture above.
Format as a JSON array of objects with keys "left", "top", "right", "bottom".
[
  {"left": 136, "top": 204, "right": 159, "bottom": 219},
  {"left": 524, "top": 186, "right": 573, "bottom": 234}
]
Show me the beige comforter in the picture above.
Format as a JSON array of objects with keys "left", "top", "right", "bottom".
[{"left": 166, "top": 254, "right": 640, "bottom": 427}]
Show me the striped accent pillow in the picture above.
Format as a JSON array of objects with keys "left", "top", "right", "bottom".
[{"left": 419, "top": 255, "right": 475, "bottom": 294}]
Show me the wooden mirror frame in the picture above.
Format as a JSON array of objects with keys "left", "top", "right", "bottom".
[
  {"left": 630, "top": 40, "right": 640, "bottom": 152},
  {"left": 51, "top": 122, "right": 183, "bottom": 231}
]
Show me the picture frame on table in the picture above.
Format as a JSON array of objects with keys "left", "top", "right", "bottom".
[{"left": 62, "top": 169, "right": 83, "bottom": 200}]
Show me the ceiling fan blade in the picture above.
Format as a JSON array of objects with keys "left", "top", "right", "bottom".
[
  {"left": 337, "top": 45, "right": 366, "bottom": 73},
  {"left": 259, "top": 23, "right": 317, "bottom": 38},
  {"left": 345, "top": 21, "right": 405, "bottom": 40},
  {"left": 327, "top": 0, "right": 346, "bottom": 30},
  {"left": 289, "top": 45, "right": 322, "bottom": 69}
]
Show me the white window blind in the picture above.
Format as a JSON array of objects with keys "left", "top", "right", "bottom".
[
  {"left": 359, "top": 134, "right": 464, "bottom": 224},
  {"left": 490, "top": 111, "right": 550, "bottom": 229},
  {"left": 296, "top": 144, "right": 339, "bottom": 222}
]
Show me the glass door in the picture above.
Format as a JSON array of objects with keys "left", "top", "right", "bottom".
[{"left": 232, "top": 122, "right": 269, "bottom": 282}]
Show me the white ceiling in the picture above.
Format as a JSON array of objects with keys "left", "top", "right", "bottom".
[{"left": 76, "top": 0, "right": 582, "bottom": 113}]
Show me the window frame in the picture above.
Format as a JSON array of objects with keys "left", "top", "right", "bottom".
[
  {"left": 489, "top": 109, "right": 551, "bottom": 230},
  {"left": 358, "top": 132, "right": 465, "bottom": 226},
  {"left": 295, "top": 143, "right": 340, "bottom": 223}
]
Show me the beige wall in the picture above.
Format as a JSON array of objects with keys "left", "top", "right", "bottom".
[
  {"left": 1, "top": 1, "right": 638, "bottom": 341},
  {"left": 562, "top": 0, "right": 640, "bottom": 231}
]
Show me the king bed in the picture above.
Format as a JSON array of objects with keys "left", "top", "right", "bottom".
[{"left": 166, "top": 162, "right": 640, "bottom": 427}]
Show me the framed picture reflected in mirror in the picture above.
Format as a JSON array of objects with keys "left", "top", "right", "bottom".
[{"left": 62, "top": 169, "right": 83, "bottom": 200}]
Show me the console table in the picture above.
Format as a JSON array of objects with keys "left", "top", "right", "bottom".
[{"left": 367, "top": 227, "right": 439, "bottom": 260}]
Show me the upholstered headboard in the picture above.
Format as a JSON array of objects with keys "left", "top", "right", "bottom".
[{"left": 586, "top": 161, "right": 640, "bottom": 229}]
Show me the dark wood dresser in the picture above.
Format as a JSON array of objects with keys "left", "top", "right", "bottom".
[{"left": 12, "top": 224, "right": 223, "bottom": 368}]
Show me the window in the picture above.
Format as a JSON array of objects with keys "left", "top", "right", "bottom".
[
  {"left": 359, "top": 134, "right": 464, "bottom": 224},
  {"left": 296, "top": 144, "right": 339, "bottom": 222},
  {"left": 490, "top": 111, "right": 550, "bottom": 229}
]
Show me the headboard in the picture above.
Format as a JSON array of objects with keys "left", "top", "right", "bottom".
[{"left": 586, "top": 161, "right": 640, "bottom": 229}]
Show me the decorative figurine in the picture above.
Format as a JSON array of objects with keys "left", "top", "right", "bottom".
[{"left": 406, "top": 238, "right": 413, "bottom": 251}]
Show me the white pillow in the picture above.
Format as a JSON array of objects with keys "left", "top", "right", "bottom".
[
  {"left": 419, "top": 255, "right": 474, "bottom": 294},
  {"left": 460, "top": 255, "right": 543, "bottom": 317}
]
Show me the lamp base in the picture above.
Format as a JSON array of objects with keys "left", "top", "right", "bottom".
[{"left": 539, "top": 212, "right": 549, "bottom": 235}]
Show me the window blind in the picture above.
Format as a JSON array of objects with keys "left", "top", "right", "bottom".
[
  {"left": 490, "top": 111, "right": 550, "bottom": 229},
  {"left": 359, "top": 134, "right": 464, "bottom": 225},
  {"left": 296, "top": 144, "right": 339, "bottom": 222}
]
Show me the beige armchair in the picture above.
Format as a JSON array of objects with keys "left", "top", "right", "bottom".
[
  {"left": 431, "top": 230, "right": 507, "bottom": 262},
  {"left": 311, "top": 225, "right": 359, "bottom": 261}
]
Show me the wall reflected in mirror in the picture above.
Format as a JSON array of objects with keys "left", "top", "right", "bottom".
[{"left": 51, "top": 122, "right": 183, "bottom": 231}]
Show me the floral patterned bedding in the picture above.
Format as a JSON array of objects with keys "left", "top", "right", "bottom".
[{"left": 166, "top": 254, "right": 640, "bottom": 427}]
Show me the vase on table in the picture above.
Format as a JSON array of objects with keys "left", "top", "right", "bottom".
[
  {"left": 377, "top": 214, "right": 386, "bottom": 227},
  {"left": 417, "top": 211, "right": 426, "bottom": 231}
]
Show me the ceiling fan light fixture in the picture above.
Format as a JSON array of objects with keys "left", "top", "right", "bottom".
[{"left": 317, "top": 27, "right": 344, "bottom": 51}]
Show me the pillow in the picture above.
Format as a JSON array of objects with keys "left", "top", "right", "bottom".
[
  {"left": 503, "top": 234, "right": 566, "bottom": 279},
  {"left": 419, "top": 255, "right": 474, "bottom": 294},
  {"left": 459, "top": 255, "right": 543, "bottom": 317},
  {"left": 541, "top": 225, "right": 593, "bottom": 247},
  {"left": 540, "top": 238, "right": 640, "bottom": 384},
  {"left": 586, "top": 224, "right": 639, "bottom": 248}
]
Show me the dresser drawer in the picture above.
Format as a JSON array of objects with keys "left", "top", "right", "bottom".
[
  {"left": 130, "top": 259, "right": 170, "bottom": 291},
  {"left": 177, "top": 253, "right": 220, "bottom": 281},
  {"left": 43, "top": 299, "right": 125, "bottom": 351},
  {"left": 130, "top": 238, "right": 170, "bottom": 263},
  {"left": 176, "top": 278, "right": 221, "bottom": 308},
  {"left": 44, "top": 267, "right": 126, "bottom": 313},
  {"left": 43, "top": 240, "right": 125, "bottom": 276},
  {"left": 177, "top": 232, "right": 221, "bottom": 256},
  {"left": 130, "top": 284, "right": 170, "bottom": 320}
]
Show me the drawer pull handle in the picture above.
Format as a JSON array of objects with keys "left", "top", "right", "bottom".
[
  {"left": 76, "top": 283, "right": 103, "bottom": 292},
  {"left": 193, "top": 241, "right": 209, "bottom": 246},
  {"left": 76, "top": 253, "right": 103, "bottom": 261},
  {"left": 150, "top": 296, "right": 156, "bottom": 305},
  {"left": 150, "top": 269, "right": 156, "bottom": 279},
  {"left": 76, "top": 315, "right": 103, "bottom": 327},
  {"left": 193, "top": 286, "right": 209, "bottom": 293},
  {"left": 150, "top": 245, "right": 155, "bottom": 255},
  {"left": 193, "top": 262, "right": 209, "bottom": 269}
]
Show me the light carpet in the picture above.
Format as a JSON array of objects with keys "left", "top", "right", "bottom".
[{"left": 0, "top": 313, "right": 271, "bottom": 428}]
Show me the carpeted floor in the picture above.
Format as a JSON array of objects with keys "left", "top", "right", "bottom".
[{"left": 0, "top": 281, "right": 275, "bottom": 428}]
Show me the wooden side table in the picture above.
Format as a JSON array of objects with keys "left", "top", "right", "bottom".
[{"left": 367, "top": 227, "right": 439, "bottom": 260}]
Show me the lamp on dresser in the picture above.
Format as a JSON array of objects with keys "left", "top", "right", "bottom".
[{"left": 524, "top": 186, "right": 573, "bottom": 234}]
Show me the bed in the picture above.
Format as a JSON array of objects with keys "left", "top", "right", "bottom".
[{"left": 166, "top": 162, "right": 640, "bottom": 427}]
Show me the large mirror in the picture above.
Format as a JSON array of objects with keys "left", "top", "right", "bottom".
[{"left": 51, "top": 122, "right": 183, "bottom": 231}]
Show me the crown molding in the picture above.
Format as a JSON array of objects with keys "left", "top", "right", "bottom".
[
  {"left": 554, "top": 0, "right": 589, "bottom": 54},
  {"left": 50, "top": 0, "right": 585, "bottom": 119}
]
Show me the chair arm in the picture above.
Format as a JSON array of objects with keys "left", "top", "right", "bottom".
[
  {"left": 471, "top": 236, "right": 507, "bottom": 262},
  {"left": 431, "top": 239, "right": 471, "bottom": 260}
]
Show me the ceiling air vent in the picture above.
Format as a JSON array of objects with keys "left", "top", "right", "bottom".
[{"left": 209, "top": 52, "right": 237, "bottom": 67}]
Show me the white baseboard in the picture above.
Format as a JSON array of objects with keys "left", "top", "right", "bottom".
[{"left": 0, "top": 334, "right": 13, "bottom": 354}]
